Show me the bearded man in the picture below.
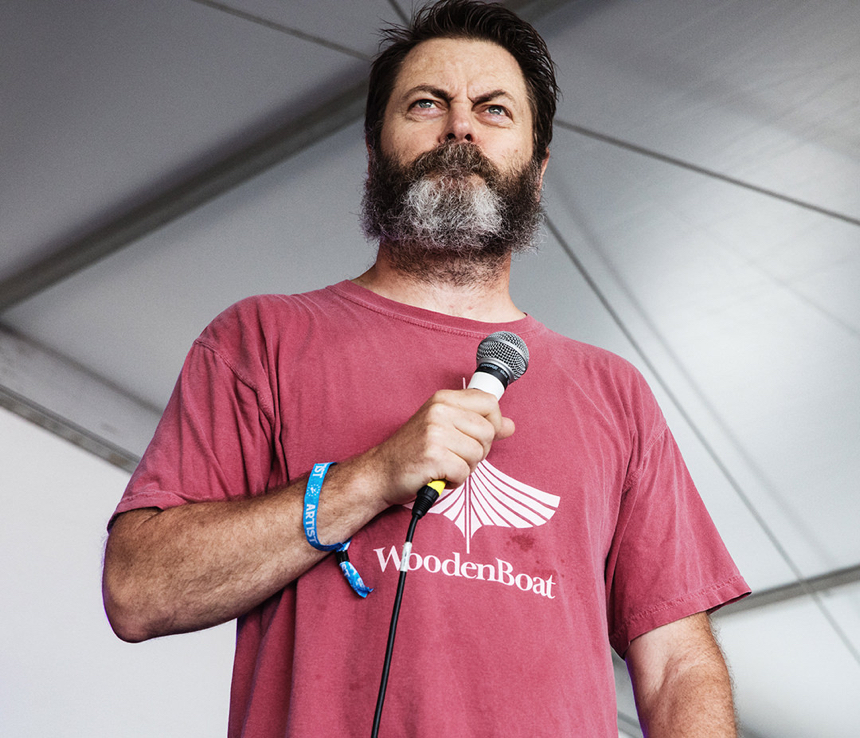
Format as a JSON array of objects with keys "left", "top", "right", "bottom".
[{"left": 103, "top": 2, "right": 749, "bottom": 736}]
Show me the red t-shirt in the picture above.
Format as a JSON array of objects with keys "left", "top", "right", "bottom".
[{"left": 114, "top": 281, "right": 749, "bottom": 737}]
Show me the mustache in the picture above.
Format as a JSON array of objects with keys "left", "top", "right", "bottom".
[{"left": 406, "top": 142, "right": 501, "bottom": 184}]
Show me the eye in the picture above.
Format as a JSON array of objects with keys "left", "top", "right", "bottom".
[
  {"left": 486, "top": 104, "right": 507, "bottom": 116},
  {"left": 413, "top": 99, "right": 437, "bottom": 109}
]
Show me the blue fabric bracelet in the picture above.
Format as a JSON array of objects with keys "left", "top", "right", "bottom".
[
  {"left": 303, "top": 462, "right": 342, "bottom": 551},
  {"left": 303, "top": 462, "right": 373, "bottom": 598}
]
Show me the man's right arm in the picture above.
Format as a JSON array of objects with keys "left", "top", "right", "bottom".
[
  {"left": 103, "top": 459, "right": 386, "bottom": 642},
  {"left": 102, "top": 388, "right": 514, "bottom": 642}
]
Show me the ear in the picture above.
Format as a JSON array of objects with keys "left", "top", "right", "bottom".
[
  {"left": 537, "top": 149, "right": 550, "bottom": 189},
  {"left": 366, "top": 139, "right": 374, "bottom": 174}
]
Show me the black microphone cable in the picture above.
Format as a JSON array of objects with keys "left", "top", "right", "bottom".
[{"left": 370, "top": 481, "right": 443, "bottom": 738}]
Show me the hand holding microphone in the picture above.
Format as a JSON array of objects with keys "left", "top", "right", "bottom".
[
  {"left": 370, "top": 331, "right": 529, "bottom": 509},
  {"left": 413, "top": 331, "right": 529, "bottom": 517}
]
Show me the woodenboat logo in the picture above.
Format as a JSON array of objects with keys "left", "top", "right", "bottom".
[
  {"left": 379, "top": 462, "right": 562, "bottom": 600},
  {"left": 417, "top": 460, "right": 561, "bottom": 554}
]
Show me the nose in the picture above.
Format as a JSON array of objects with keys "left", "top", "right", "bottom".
[{"left": 440, "top": 105, "right": 474, "bottom": 144}]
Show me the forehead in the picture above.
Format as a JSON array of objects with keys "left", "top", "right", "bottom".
[{"left": 391, "top": 37, "right": 530, "bottom": 107}]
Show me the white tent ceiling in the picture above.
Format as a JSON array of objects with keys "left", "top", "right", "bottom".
[{"left": 1, "top": 1, "right": 858, "bottom": 735}]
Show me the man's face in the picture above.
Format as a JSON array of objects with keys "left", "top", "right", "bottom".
[
  {"left": 361, "top": 38, "right": 547, "bottom": 282},
  {"left": 379, "top": 37, "right": 543, "bottom": 178}
]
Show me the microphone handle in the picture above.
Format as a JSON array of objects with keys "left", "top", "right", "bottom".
[
  {"left": 411, "top": 480, "right": 445, "bottom": 519},
  {"left": 467, "top": 365, "right": 507, "bottom": 400}
]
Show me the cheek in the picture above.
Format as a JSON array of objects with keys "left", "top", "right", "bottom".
[
  {"left": 378, "top": 110, "right": 404, "bottom": 156},
  {"left": 495, "top": 141, "right": 531, "bottom": 172},
  {"left": 513, "top": 134, "right": 536, "bottom": 167},
  {"left": 378, "top": 121, "right": 396, "bottom": 156},
  {"left": 382, "top": 127, "right": 437, "bottom": 166}
]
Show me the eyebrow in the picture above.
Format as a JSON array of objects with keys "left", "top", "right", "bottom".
[
  {"left": 473, "top": 89, "right": 514, "bottom": 106},
  {"left": 402, "top": 85, "right": 450, "bottom": 103}
]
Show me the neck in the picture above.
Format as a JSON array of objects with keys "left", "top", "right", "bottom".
[{"left": 352, "top": 244, "right": 525, "bottom": 322}]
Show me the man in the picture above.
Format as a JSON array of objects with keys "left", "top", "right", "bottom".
[{"left": 103, "top": 1, "right": 749, "bottom": 735}]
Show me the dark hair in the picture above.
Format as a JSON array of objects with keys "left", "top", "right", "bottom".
[{"left": 365, "top": 0, "right": 559, "bottom": 162}]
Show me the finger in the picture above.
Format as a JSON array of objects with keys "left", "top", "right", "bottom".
[
  {"left": 497, "top": 416, "right": 515, "bottom": 440},
  {"left": 449, "top": 388, "right": 515, "bottom": 442},
  {"left": 433, "top": 388, "right": 506, "bottom": 431},
  {"left": 423, "top": 398, "right": 496, "bottom": 456}
]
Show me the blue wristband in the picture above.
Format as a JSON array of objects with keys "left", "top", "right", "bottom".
[
  {"left": 303, "top": 462, "right": 373, "bottom": 598},
  {"left": 303, "top": 462, "right": 342, "bottom": 551}
]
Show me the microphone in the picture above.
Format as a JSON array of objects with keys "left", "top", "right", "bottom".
[
  {"left": 412, "top": 331, "right": 529, "bottom": 518},
  {"left": 467, "top": 330, "right": 530, "bottom": 400}
]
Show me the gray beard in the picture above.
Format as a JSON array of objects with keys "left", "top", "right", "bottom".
[
  {"left": 401, "top": 174, "right": 505, "bottom": 249},
  {"left": 361, "top": 142, "right": 543, "bottom": 286}
]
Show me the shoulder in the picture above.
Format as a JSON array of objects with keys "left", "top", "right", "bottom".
[
  {"left": 531, "top": 325, "right": 649, "bottom": 391},
  {"left": 172, "top": 287, "right": 342, "bottom": 393},
  {"left": 526, "top": 324, "right": 666, "bottom": 437},
  {"left": 205, "top": 288, "right": 331, "bottom": 329},
  {"left": 196, "top": 286, "right": 343, "bottom": 351}
]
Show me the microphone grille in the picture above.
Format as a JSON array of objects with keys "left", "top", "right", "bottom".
[{"left": 476, "top": 331, "right": 529, "bottom": 383}]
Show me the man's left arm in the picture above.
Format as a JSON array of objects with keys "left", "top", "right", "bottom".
[{"left": 625, "top": 612, "right": 737, "bottom": 737}]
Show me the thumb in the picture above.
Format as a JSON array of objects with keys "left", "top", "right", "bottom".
[{"left": 496, "top": 416, "right": 515, "bottom": 440}]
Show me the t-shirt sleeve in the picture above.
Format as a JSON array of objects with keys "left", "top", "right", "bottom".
[
  {"left": 605, "top": 414, "right": 749, "bottom": 657},
  {"left": 109, "top": 325, "right": 277, "bottom": 526}
]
